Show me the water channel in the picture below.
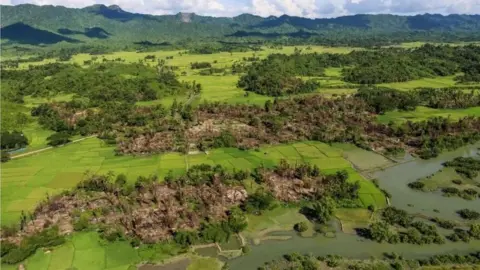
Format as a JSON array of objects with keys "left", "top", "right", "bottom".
[{"left": 227, "top": 144, "right": 480, "bottom": 270}]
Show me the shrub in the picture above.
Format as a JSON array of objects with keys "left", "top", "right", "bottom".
[
  {"left": 46, "top": 132, "right": 72, "bottom": 146},
  {"left": 457, "top": 209, "right": 480, "bottom": 220},
  {"left": 1, "top": 151, "right": 11, "bottom": 163},
  {"left": 2, "top": 226, "right": 65, "bottom": 264},
  {"left": 407, "top": 181, "right": 425, "bottom": 190},
  {"left": 452, "top": 179, "right": 463, "bottom": 185},
  {"left": 294, "top": 222, "right": 308, "bottom": 233}
]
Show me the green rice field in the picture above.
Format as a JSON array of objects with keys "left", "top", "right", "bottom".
[
  {"left": 0, "top": 231, "right": 188, "bottom": 270},
  {"left": 1, "top": 138, "right": 386, "bottom": 225}
]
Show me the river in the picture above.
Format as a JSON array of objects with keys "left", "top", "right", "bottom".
[{"left": 228, "top": 144, "right": 480, "bottom": 270}]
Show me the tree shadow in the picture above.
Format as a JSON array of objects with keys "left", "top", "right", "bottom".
[
  {"left": 57, "top": 27, "right": 111, "bottom": 39},
  {"left": 133, "top": 41, "right": 172, "bottom": 46},
  {"left": 2, "top": 23, "right": 81, "bottom": 45},
  {"left": 226, "top": 30, "right": 318, "bottom": 39},
  {"left": 246, "top": 14, "right": 370, "bottom": 30},
  {"left": 299, "top": 205, "right": 317, "bottom": 221},
  {"left": 354, "top": 227, "right": 371, "bottom": 238}
]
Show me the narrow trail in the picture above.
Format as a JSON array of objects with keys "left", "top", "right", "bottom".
[{"left": 11, "top": 135, "right": 97, "bottom": 159}]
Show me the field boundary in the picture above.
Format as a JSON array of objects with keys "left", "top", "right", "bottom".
[{"left": 11, "top": 135, "right": 97, "bottom": 159}]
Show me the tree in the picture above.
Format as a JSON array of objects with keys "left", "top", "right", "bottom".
[
  {"left": 46, "top": 132, "right": 71, "bottom": 146},
  {"left": 311, "top": 196, "right": 336, "bottom": 224},
  {"left": 294, "top": 222, "right": 308, "bottom": 232},
  {"left": 1, "top": 151, "right": 11, "bottom": 163},
  {"left": 243, "top": 190, "right": 275, "bottom": 214},
  {"left": 264, "top": 100, "right": 273, "bottom": 112},
  {"left": 227, "top": 207, "right": 248, "bottom": 233},
  {"left": 469, "top": 223, "right": 480, "bottom": 239},
  {"left": 115, "top": 174, "right": 127, "bottom": 186}
]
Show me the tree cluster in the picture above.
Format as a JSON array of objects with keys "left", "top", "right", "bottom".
[
  {"left": 365, "top": 207, "right": 445, "bottom": 245},
  {"left": 0, "top": 131, "right": 28, "bottom": 150}
]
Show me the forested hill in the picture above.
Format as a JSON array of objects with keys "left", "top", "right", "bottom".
[{"left": 2, "top": 4, "right": 480, "bottom": 47}]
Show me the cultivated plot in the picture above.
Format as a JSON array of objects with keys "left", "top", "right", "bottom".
[{"left": 1, "top": 138, "right": 386, "bottom": 225}]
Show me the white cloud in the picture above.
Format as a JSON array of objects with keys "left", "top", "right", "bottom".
[{"left": 6, "top": 0, "right": 480, "bottom": 17}]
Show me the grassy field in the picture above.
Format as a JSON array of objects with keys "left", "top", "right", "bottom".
[
  {"left": 334, "top": 208, "right": 372, "bottom": 234},
  {"left": 377, "top": 106, "right": 480, "bottom": 124},
  {"left": 244, "top": 207, "right": 315, "bottom": 242},
  {"left": 378, "top": 75, "right": 480, "bottom": 90},
  {"left": 15, "top": 45, "right": 357, "bottom": 69},
  {"left": 11, "top": 46, "right": 360, "bottom": 107},
  {"left": 1, "top": 138, "right": 386, "bottom": 225}
]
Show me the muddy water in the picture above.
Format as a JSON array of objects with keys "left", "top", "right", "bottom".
[
  {"left": 228, "top": 144, "right": 480, "bottom": 270},
  {"left": 373, "top": 143, "right": 480, "bottom": 221}
]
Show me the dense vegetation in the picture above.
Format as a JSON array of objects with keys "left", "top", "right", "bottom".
[
  {"left": 357, "top": 87, "right": 480, "bottom": 114},
  {"left": 363, "top": 207, "right": 446, "bottom": 245},
  {"left": 0, "top": 131, "right": 28, "bottom": 150},
  {"left": 1, "top": 61, "right": 191, "bottom": 106},
  {"left": 238, "top": 53, "right": 322, "bottom": 96},
  {"left": 457, "top": 209, "right": 480, "bottom": 220}
]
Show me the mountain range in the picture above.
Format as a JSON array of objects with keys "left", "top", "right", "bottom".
[{"left": 2, "top": 4, "right": 480, "bottom": 46}]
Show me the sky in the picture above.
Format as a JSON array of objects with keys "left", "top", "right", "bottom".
[{"left": 2, "top": 0, "right": 480, "bottom": 18}]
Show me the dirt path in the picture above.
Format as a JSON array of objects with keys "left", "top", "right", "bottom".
[{"left": 11, "top": 135, "right": 97, "bottom": 159}]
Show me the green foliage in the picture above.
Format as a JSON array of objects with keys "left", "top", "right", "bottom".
[
  {"left": 227, "top": 207, "right": 248, "bottom": 233},
  {"left": 294, "top": 221, "right": 308, "bottom": 232},
  {"left": 73, "top": 212, "right": 92, "bottom": 231},
  {"left": 212, "top": 131, "right": 237, "bottom": 148},
  {"left": 444, "top": 157, "right": 480, "bottom": 179},
  {"left": 46, "top": 132, "right": 72, "bottom": 146},
  {"left": 457, "top": 208, "right": 480, "bottom": 220},
  {"left": 243, "top": 190, "right": 276, "bottom": 214},
  {"left": 355, "top": 87, "right": 418, "bottom": 114},
  {"left": 1, "top": 226, "right": 65, "bottom": 264},
  {"left": 382, "top": 207, "right": 412, "bottom": 227},
  {"left": 0, "top": 131, "right": 29, "bottom": 150},
  {"left": 302, "top": 196, "right": 336, "bottom": 224},
  {"left": 407, "top": 181, "right": 425, "bottom": 190},
  {"left": 1, "top": 151, "right": 11, "bottom": 163},
  {"left": 430, "top": 217, "right": 456, "bottom": 229},
  {"left": 190, "top": 62, "right": 212, "bottom": 69},
  {"left": 238, "top": 53, "right": 322, "bottom": 96}
]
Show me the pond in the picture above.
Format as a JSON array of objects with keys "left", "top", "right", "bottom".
[{"left": 227, "top": 143, "right": 480, "bottom": 270}]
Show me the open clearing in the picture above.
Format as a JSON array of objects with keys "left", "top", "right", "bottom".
[
  {"left": 334, "top": 208, "right": 372, "bottom": 234},
  {"left": 1, "top": 138, "right": 386, "bottom": 225},
  {"left": 244, "top": 207, "right": 314, "bottom": 243}
]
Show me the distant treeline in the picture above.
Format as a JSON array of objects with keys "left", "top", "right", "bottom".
[{"left": 356, "top": 87, "right": 480, "bottom": 114}]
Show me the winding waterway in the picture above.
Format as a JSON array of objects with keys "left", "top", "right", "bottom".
[{"left": 228, "top": 144, "right": 480, "bottom": 270}]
